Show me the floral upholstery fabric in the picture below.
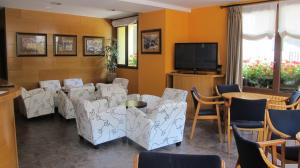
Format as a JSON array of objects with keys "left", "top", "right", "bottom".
[
  {"left": 39, "top": 80, "right": 62, "bottom": 107},
  {"left": 126, "top": 101, "right": 187, "bottom": 150},
  {"left": 63, "top": 78, "right": 84, "bottom": 89},
  {"left": 73, "top": 98, "right": 126, "bottom": 145},
  {"left": 57, "top": 87, "right": 96, "bottom": 119},
  {"left": 162, "top": 88, "right": 188, "bottom": 102},
  {"left": 21, "top": 87, "right": 54, "bottom": 119},
  {"left": 112, "top": 78, "right": 129, "bottom": 93},
  {"left": 95, "top": 83, "right": 127, "bottom": 107}
]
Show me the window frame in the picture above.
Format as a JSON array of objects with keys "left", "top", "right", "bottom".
[
  {"left": 115, "top": 23, "right": 138, "bottom": 69},
  {"left": 242, "top": 4, "right": 296, "bottom": 96}
]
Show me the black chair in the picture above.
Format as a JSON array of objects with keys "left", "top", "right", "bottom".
[
  {"left": 232, "top": 125, "right": 286, "bottom": 168},
  {"left": 216, "top": 84, "right": 241, "bottom": 96},
  {"left": 227, "top": 98, "right": 267, "bottom": 152},
  {"left": 190, "top": 87, "right": 223, "bottom": 142},
  {"left": 266, "top": 109, "right": 300, "bottom": 165},
  {"left": 134, "top": 152, "right": 225, "bottom": 168},
  {"left": 268, "top": 91, "right": 300, "bottom": 110}
]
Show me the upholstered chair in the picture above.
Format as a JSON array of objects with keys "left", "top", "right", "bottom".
[
  {"left": 216, "top": 84, "right": 241, "bottom": 96},
  {"left": 21, "top": 87, "right": 54, "bottom": 119},
  {"left": 57, "top": 87, "right": 96, "bottom": 119},
  {"left": 73, "top": 98, "right": 127, "bottom": 148},
  {"left": 134, "top": 152, "right": 225, "bottom": 168},
  {"left": 126, "top": 89, "right": 188, "bottom": 150},
  {"left": 63, "top": 78, "right": 95, "bottom": 91},
  {"left": 112, "top": 78, "right": 129, "bottom": 93},
  {"left": 95, "top": 83, "right": 127, "bottom": 107},
  {"left": 140, "top": 88, "right": 188, "bottom": 111},
  {"left": 39, "top": 80, "right": 61, "bottom": 107},
  {"left": 268, "top": 91, "right": 300, "bottom": 110}
]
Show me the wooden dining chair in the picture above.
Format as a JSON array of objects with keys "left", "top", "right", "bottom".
[
  {"left": 268, "top": 91, "right": 300, "bottom": 110},
  {"left": 232, "top": 125, "right": 286, "bottom": 168},
  {"left": 133, "top": 152, "right": 226, "bottom": 168},
  {"left": 265, "top": 109, "right": 300, "bottom": 166},
  {"left": 190, "top": 87, "right": 224, "bottom": 142},
  {"left": 227, "top": 97, "right": 267, "bottom": 152},
  {"left": 216, "top": 84, "right": 241, "bottom": 96}
]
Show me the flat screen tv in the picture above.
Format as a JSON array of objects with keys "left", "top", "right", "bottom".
[{"left": 175, "top": 43, "right": 218, "bottom": 71}]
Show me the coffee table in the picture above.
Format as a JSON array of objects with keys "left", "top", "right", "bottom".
[{"left": 126, "top": 100, "right": 147, "bottom": 109}]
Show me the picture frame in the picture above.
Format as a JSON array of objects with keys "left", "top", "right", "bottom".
[
  {"left": 16, "top": 32, "right": 47, "bottom": 57},
  {"left": 141, "top": 29, "right": 161, "bottom": 54},
  {"left": 53, "top": 34, "right": 77, "bottom": 56},
  {"left": 83, "top": 36, "right": 105, "bottom": 56}
]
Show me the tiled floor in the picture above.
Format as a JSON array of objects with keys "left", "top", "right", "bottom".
[{"left": 15, "top": 112, "right": 296, "bottom": 168}]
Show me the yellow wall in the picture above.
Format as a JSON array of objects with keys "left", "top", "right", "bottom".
[{"left": 6, "top": 8, "right": 112, "bottom": 89}]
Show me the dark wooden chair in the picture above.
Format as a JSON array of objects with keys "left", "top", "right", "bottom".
[
  {"left": 266, "top": 109, "right": 300, "bottom": 166},
  {"left": 233, "top": 125, "right": 286, "bottom": 168},
  {"left": 134, "top": 152, "right": 225, "bottom": 168},
  {"left": 227, "top": 97, "right": 267, "bottom": 152},
  {"left": 190, "top": 86, "right": 223, "bottom": 142}
]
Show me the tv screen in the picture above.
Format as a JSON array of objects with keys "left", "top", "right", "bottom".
[{"left": 175, "top": 43, "right": 218, "bottom": 71}]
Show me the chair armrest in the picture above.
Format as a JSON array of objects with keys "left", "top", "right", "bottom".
[
  {"left": 28, "top": 88, "right": 44, "bottom": 95},
  {"left": 126, "top": 107, "right": 154, "bottom": 128},
  {"left": 258, "top": 139, "right": 286, "bottom": 148},
  {"left": 201, "top": 95, "right": 222, "bottom": 100},
  {"left": 199, "top": 99, "right": 224, "bottom": 105},
  {"left": 127, "top": 94, "right": 141, "bottom": 101}
]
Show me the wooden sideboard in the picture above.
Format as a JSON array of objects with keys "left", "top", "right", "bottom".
[
  {"left": 0, "top": 81, "right": 20, "bottom": 168},
  {"left": 167, "top": 73, "right": 225, "bottom": 119}
]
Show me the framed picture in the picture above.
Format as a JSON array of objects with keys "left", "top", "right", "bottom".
[
  {"left": 16, "top": 32, "right": 47, "bottom": 57},
  {"left": 141, "top": 29, "right": 161, "bottom": 54},
  {"left": 83, "top": 36, "right": 105, "bottom": 56},
  {"left": 53, "top": 34, "right": 77, "bottom": 56}
]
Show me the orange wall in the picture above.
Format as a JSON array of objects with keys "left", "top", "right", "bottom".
[
  {"left": 5, "top": 8, "right": 112, "bottom": 89},
  {"left": 138, "top": 10, "right": 166, "bottom": 96},
  {"left": 189, "top": 6, "right": 228, "bottom": 72},
  {"left": 138, "top": 7, "right": 227, "bottom": 95},
  {"left": 117, "top": 68, "right": 138, "bottom": 94}
]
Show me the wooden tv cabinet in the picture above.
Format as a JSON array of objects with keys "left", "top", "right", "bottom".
[{"left": 166, "top": 72, "right": 225, "bottom": 119}]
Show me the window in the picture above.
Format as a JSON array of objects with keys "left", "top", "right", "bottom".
[
  {"left": 242, "top": 2, "right": 300, "bottom": 93},
  {"left": 116, "top": 23, "right": 138, "bottom": 68}
]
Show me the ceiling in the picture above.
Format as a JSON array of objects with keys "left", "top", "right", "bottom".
[{"left": 0, "top": 0, "right": 241, "bottom": 19}]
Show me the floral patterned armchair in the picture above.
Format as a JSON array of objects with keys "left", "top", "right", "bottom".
[
  {"left": 63, "top": 78, "right": 95, "bottom": 91},
  {"left": 73, "top": 98, "right": 127, "bottom": 147},
  {"left": 21, "top": 87, "right": 54, "bottom": 119},
  {"left": 112, "top": 78, "right": 129, "bottom": 93},
  {"left": 126, "top": 100, "right": 187, "bottom": 150},
  {"left": 95, "top": 83, "right": 127, "bottom": 107},
  {"left": 57, "top": 87, "right": 96, "bottom": 119},
  {"left": 39, "top": 80, "right": 61, "bottom": 107}
]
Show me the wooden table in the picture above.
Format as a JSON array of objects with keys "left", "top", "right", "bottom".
[
  {"left": 126, "top": 100, "right": 147, "bottom": 109},
  {"left": 222, "top": 92, "right": 272, "bottom": 100}
]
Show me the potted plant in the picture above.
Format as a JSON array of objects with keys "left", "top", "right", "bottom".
[{"left": 105, "top": 39, "right": 118, "bottom": 83}]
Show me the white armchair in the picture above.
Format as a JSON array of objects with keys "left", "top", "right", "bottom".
[
  {"left": 57, "top": 87, "right": 96, "bottom": 119},
  {"left": 112, "top": 78, "right": 129, "bottom": 93},
  {"left": 21, "top": 87, "right": 54, "bottom": 119},
  {"left": 39, "top": 80, "right": 61, "bottom": 107},
  {"left": 95, "top": 83, "right": 127, "bottom": 107},
  {"left": 63, "top": 78, "right": 95, "bottom": 91},
  {"left": 73, "top": 98, "right": 127, "bottom": 147},
  {"left": 126, "top": 100, "right": 187, "bottom": 150}
]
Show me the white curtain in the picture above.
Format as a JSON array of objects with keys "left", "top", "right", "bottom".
[
  {"left": 279, "top": 0, "right": 300, "bottom": 39},
  {"left": 112, "top": 16, "right": 138, "bottom": 27},
  {"left": 242, "top": 3, "right": 277, "bottom": 40}
]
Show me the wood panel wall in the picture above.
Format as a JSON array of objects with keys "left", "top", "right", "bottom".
[{"left": 5, "top": 8, "right": 112, "bottom": 89}]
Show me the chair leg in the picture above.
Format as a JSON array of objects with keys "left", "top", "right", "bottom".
[
  {"left": 217, "top": 116, "right": 223, "bottom": 143},
  {"left": 227, "top": 127, "right": 232, "bottom": 153},
  {"left": 190, "top": 118, "right": 197, "bottom": 140},
  {"left": 258, "top": 129, "right": 264, "bottom": 142},
  {"left": 235, "top": 157, "right": 240, "bottom": 168}
]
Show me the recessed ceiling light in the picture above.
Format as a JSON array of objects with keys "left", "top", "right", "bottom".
[{"left": 50, "top": 2, "right": 62, "bottom": 6}]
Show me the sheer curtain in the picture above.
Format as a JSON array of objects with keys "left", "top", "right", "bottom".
[{"left": 279, "top": 0, "right": 300, "bottom": 39}]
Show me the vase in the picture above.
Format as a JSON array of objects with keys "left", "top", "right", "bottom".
[{"left": 106, "top": 72, "right": 117, "bottom": 83}]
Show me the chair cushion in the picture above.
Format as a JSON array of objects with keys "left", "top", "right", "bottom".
[
  {"left": 277, "top": 145, "right": 300, "bottom": 161},
  {"left": 287, "top": 91, "right": 300, "bottom": 105},
  {"left": 231, "top": 120, "right": 263, "bottom": 128},
  {"left": 199, "top": 109, "right": 217, "bottom": 116}
]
